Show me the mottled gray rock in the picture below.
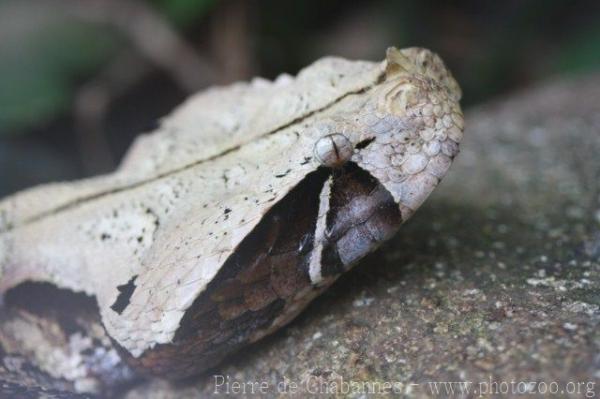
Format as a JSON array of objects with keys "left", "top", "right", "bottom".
[{"left": 125, "top": 73, "right": 600, "bottom": 398}]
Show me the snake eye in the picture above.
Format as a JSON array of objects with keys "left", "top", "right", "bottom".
[{"left": 314, "top": 133, "right": 353, "bottom": 168}]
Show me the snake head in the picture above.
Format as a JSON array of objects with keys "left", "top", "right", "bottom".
[{"left": 351, "top": 47, "right": 464, "bottom": 220}]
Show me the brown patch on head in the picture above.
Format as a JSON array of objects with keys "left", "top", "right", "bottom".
[{"left": 320, "top": 163, "right": 403, "bottom": 276}]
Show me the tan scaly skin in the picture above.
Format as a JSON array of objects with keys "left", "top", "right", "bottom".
[{"left": 0, "top": 47, "right": 463, "bottom": 395}]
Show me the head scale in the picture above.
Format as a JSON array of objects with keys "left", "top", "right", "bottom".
[{"left": 349, "top": 47, "right": 464, "bottom": 220}]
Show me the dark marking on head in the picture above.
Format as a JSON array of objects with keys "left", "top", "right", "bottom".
[
  {"left": 320, "top": 162, "right": 402, "bottom": 277},
  {"left": 128, "top": 169, "right": 331, "bottom": 378},
  {"left": 275, "top": 169, "right": 292, "bottom": 178},
  {"left": 124, "top": 164, "right": 403, "bottom": 378},
  {"left": 110, "top": 276, "right": 138, "bottom": 315},
  {"left": 355, "top": 137, "right": 375, "bottom": 150}
]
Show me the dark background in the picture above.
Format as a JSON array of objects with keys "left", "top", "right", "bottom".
[{"left": 1, "top": 0, "right": 599, "bottom": 197}]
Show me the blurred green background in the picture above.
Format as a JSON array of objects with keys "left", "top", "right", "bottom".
[{"left": 1, "top": 0, "right": 599, "bottom": 196}]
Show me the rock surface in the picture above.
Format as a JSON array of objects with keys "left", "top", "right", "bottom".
[{"left": 127, "top": 73, "right": 598, "bottom": 398}]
